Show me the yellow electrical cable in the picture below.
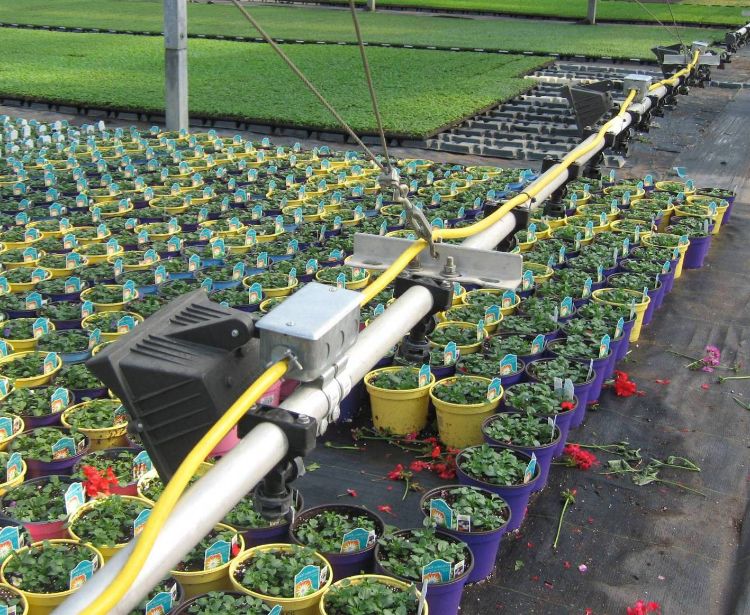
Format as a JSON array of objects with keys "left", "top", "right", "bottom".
[
  {"left": 358, "top": 238, "right": 427, "bottom": 306},
  {"left": 81, "top": 359, "right": 289, "bottom": 615}
]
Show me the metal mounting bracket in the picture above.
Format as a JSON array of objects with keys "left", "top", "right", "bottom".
[{"left": 348, "top": 233, "right": 523, "bottom": 289}]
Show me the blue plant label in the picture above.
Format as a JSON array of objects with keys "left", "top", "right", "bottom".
[
  {"left": 286, "top": 239, "right": 299, "bottom": 255},
  {"left": 523, "top": 452, "right": 538, "bottom": 484},
  {"left": 14, "top": 211, "right": 28, "bottom": 227},
  {"left": 294, "top": 565, "right": 323, "bottom": 597},
  {"left": 442, "top": 341, "right": 458, "bottom": 366},
  {"left": 475, "top": 318, "right": 486, "bottom": 342},
  {"left": 678, "top": 234, "right": 689, "bottom": 246},
  {"left": 132, "top": 508, "right": 151, "bottom": 538},
  {"left": 5, "top": 451, "right": 22, "bottom": 485},
  {"left": 81, "top": 300, "right": 94, "bottom": 319},
  {"left": 50, "top": 386, "right": 71, "bottom": 413},
  {"left": 133, "top": 450, "right": 153, "bottom": 481},
  {"left": 123, "top": 280, "right": 137, "bottom": 302},
  {"left": 486, "top": 377, "right": 503, "bottom": 402},
  {"left": 106, "top": 238, "right": 120, "bottom": 256},
  {"left": 256, "top": 252, "right": 269, "bottom": 269},
  {"left": 559, "top": 296, "right": 574, "bottom": 318},
  {"left": 288, "top": 268, "right": 298, "bottom": 288},
  {"left": 69, "top": 559, "right": 96, "bottom": 591},
  {"left": 642, "top": 286, "right": 649, "bottom": 301},
  {"left": 22, "top": 246, "right": 38, "bottom": 262},
  {"left": 0, "top": 416, "right": 17, "bottom": 441},
  {"left": 595, "top": 264, "right": 604, "bottom": 283},
  {"left": 30, "top": 268, "right": 46, "bottom": 284},
  {"left": 145, "top": 592, "right": 173, "bottom": 615},
  {"left": 335, "top": 272, "right": 347, "bottom": 289},
  {"left": 274, "top": 215, "right": 285, "bottom": 234},
  {"left": 113, "top": 404, "right": 128, "bottom": 426},
  {"left": 228, "top": 262, "right": 245, "bottom": 282},
  {"left": 422, "top": 559, "right": 451, "bottom": 585},
  {"left": 0, "top": 525, "right": 22, "bottom": 562},
  {"left": 201, "top": 278, "right": 213, "bottom": 292},
  {"left": 248, "top": 283, "right": 263, "bottom": 304},
  {"left": 431, "top": 217, "right": 444, "bottom": 230},
  {"left": 0, "top": 343, "right": 8, "bottom": 359},
  {"left": 429, "top": 499, "right": 455, "bottom": 530},
  {"left": 32, "top": 317, "right": 49, "bottom": 339},
  {"left": 583, "top": 277, "right": 593, "bottom": 299},
  {"left": 340, "top": 527, "right": 376, "bottom": 553},
  {"left": 499, "top": 290, "right": 515, "bottom": 309},
  {"left": 500, "top": 354, "right": 518, "bottom": 376},
  {"left": 418, "top": 364, "right": 431, "bottom": 388},
  {"left": 87, "top": 328, "right": 101, "bottom": 351},
  {"left": 558, "top": 246, "right": 566, "bottom": 264},
  {"left": 599, "top": 334, "right": 611, "bottom": 358},
  {"left": 211, "top": 239, "right": 226, "bottom": 259},
  {"left": 65, "top": 481, "right": 86, "bottom": 515},
  {"left": 24, "top": 291, "right": 42, "bottom": 311},
  {"left": 188, "top": 255, "right": 201, "bottom": 273},
  {"left": 135, "top": 229, "right": 150, "bottom": 247},
  {"left": 622, "top": 190, "right": 631, "bottom": 206},
  {"left": 117, "top": 315, "right": 136, "bottom": 334},
  {"left": 52, "top": 435, "right": 76, "bottom": 461},
  {"left": 204, "top": 540, "right": 231, "bottom": 570},
  {"left": 520, "top": 270, "right": 535, "bottom": 292}
]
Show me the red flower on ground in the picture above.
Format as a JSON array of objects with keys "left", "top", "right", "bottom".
[
  {"left": 377, "top": 505, "right": 394, "bottom": 515},
  {"left": 626, "top": 600, "right": 661, "bottom": 615},
  {"left": 430, "top": 446, "right": 442, "bottom": 459},
  {"left": 613, "top": 371, "right": 638, "bottom": 397},
  {"left": 563, "top": 445, "right": 599, "bottom": 470},
  {"left": 387, "top": 464, "right": 405, "bottom": 480},
  {"left": 346, "top": 489, "right": 358, "bottom": 497},
  {"left": 404, "top": 432, "right": 418, "bottom": 441},
  {"left": 409, "top": 460, "right": 432, "bottom": 473}
]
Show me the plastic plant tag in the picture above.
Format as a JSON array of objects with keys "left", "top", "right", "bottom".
[
  {"left": 559, "top": 297, "right": 574, "bottom": 318},
  {"left": 610, "top": 199, "right": 619, "bottom": 214},
  {"left": 288, "top": 268, "right": 297, "bottom": 288},
  {"left": 29, "top": 268, "right": 45, "bottom": 284},
  {"left": 106, "top": 239, "right": 119, "bottom": 256},
  {"left": 678, "top": 234, "right": 689, "bottom": 246},
  {"left": 582, "top": 277, "right": 593, "bottom": 299},
  {"left": 501, "top": 290, "right": 515, "bottom": 308},
  {"left": 531, "top": 334, "right": 545, "bottom": 355},
  {"left": 65, "top": 482, "right": 86, "bottom": 515},
  {"left": 51, "top": 387, "right": 70, "bottom": 413},
  {"left": 558, "top": 246, "right": 566, "bottom": 264},
  {"left": 287, "top": 239, "right": 299, "bottom": 255},
  {"left": 25, "top": 292, "right": 42, "bottom": 310},
  {"left": 201, "top": 278, "right": 213, "bottom": 292},
  {"left": 429, "top": 499, "right": 454, "bottom": 529},
  {"left": 499, "top": 354, "right": 518, "bottom": 376},
  {"left": 486, "top": 377, "right": 502, "bottom": 402},
  {"left": 340, "top": 527, "right": 376, "bottom": 553},
  {"left": 523, "top": 453, "right": 538, "bottom": 484},
  {"left": 123, "top": 280, "right": 137, "bottom": 302},
  {"left": 211, "top": 239, "right": 226, "bottom": 259},
  {"left": 596, "top": 264, "right": 604, "bottom": 283},
  {"left": 131, "top": 450, "right": 154, "bottom": 482},
  {"left": 563, "top": 378, "right": 575, "bottom": 401},
  {"left": 476, "top": 319, "right": 486, "bottom": 341},
  {"left": 431, "top": 217, "right": 444, "bottom": 230},
  {"left": 22, "top": 246, "right": 38, "bottom": 263},
  {"left": 418, "top": 364, "right": 431, "bottom": 388},
  {"left": 32, "top": 317, "right": 49, "bottom": 339},
  {"left": 0, "top": 416, "right": 16, "bottom": 441},
  {"left": 305, "top": 259, "right": 319, "bottom": 275},
  {"left": 443, "top": 342, "right": 458, "bottom": 366},
  {"left": 599, "top": 334, "right": 611, "bottom": 358},
  {"left": 521, "top": 270, "right": 534, "bottom": 291},
  {"left": 248, "top": 283, "right": 263, "bottom": 304},
  {"left": 643, "top": 286, "right": 649, "bottom": 302},
  {"left": 294, "top": 565, "right": 321, "bottom": 597},
  {"left": 188, "top": 255, "right": 201, "bottom": 273},
  {"left": 484, "top": 305, "right": 501, "bottom": 325},
  {"left": 113, "top": 404, "right": 128, "bottom": 426},
  {"left": 204, "top": 540, "right": 231, "bottom": 570},
  {"left": 422, "top": 560, "right": 451, "bottom": 585},
  {"left": 117, "top": 315, "right": 136, "bottom": 334},
  {"left": 87, "top": 328, "right": 101, "bottom": 350},
  {"left": 335, "top": 273, "right": 347, "bottom": 289},
  {"left": 0, "top": 525, "right": 22, "bottom": 564},
  {"left": 622, "top": 237, "right": 630, "bottom": 256},
  {"left": 275, "top": 215, "right": 285, "bottom": 234},
  {"left": 69, "top": 559, "right": 95, "bottom": 590},
  {"left": 81, "top": 301, "right": 94, "bottom": 319},
  {"left": 145, "top": 592, "right": 173, "bottom": 615},
  {"left": 584, "top": 220, "right": 594, "bottom": 240},
  {"left": 0, "top": 343, "right": 8, "bottom": 359},
  {"left": 615, "top": 317, "right": 625, "bottom": 340}
]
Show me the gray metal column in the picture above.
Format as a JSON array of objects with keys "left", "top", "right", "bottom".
[
  {"left": 164, "top": 0, "right": 189, "bottom": 131},
  {"left": 586, "top": 0, "right": 598, "bottom": 25},
  {"left": 367, "top": 0, "right": 376, "bottom": 11}
]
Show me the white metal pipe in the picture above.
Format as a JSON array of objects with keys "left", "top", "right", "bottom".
[
  {"left": 460, "top": 211, "right": 517, "bottom": 249},
  {"left": 52, "top": 422, "right": 288, "bottom": 614}
]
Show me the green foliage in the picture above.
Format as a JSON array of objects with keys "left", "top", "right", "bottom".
[
  {"left": 71, "top": 495, "right": 150, "bottom": 547},
  {"left": 1, "top": 476, "right": 71, "bottom": 522},
  {"left": 0, "top": 352, "right": 51, "bottom": 379},
  {"left": 324, "top": 577, "right": 420, "bottom": 615},
  {"left": 74, "top": 449, "right": 137, "bottom": 486},
  {"left": 235, "top": 545, "right": 322, "bottom": 598},
  {"left": 527, "top": 356, "right": 591, "bottom": 384},
  {"left": 294, "top": 509, "right": 377, "bottom": 553},
  {"left": 368, "top": 368, "right": 420, "bottom": 390},
  {"left": 10, "top": 427, "right": 85, "bottom": 462},
  {"left": 428, "top": 324, "right": 477, "bottom": 347},
  {"left": 483, "top": 413, "right": 555, "bottom": 447},
  {"left": 422, "top": 486, "right": 508, "bottom": 531},
  {"left": 3, "top": 386, "right": 55, "bottom": 417},
  {"left": 457, "top": 444, "right": 527, "bottom": 486},
  {"left": 376, "top": 528, "right": 468, "bottom": 581},
  {"left": 432, "top": 376, "right": 489, "bottom": 405},
  {"left": 37, "top": 329, "right": 90, "bottom": 353},
  {"left": 59, "top": 364, "right": 105, "bottom": 390},
  {"left": 505, "top": 382, "right": 574, "bottom": 415},
  {"left": 4, "top": 540, "right": 98, "bottom": 593},
  {"left": 173, "top": 528, "right": 238, "bottom": 572},
  {"left": 186, "top": 592, "right": 270, "bottom": 614},
  {"left": 64, "top": 399, "right": 123, "bottom": 430}
]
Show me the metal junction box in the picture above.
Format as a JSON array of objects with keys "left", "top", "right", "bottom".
[
  {"left": 256, "top": 282, "right": 362, "bottom": 382},
  {"left": 623, "top": 74, "right": 653, "bottom": 103}
]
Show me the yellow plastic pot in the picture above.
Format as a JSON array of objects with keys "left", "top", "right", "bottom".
[
  {"left": 436, "top": 307, "right": 501, "bottom": 335},
  {"left": 107, "top": 253, "right": 159, "bottom": 272},
  {"left": 0, "top": 539, "right": 104, "bottom": 615},
  {"left": 365, "top": 366, "right": 435, "bottom": 435},
  {"left": 685, "top": 196, "right": 729, "bottom": 235},
  {"left": 545, "top": 217, "right": 567, "bottom": 230},
  {"left": 149, "top": 198, "right": 190, "bottom": 215},
  {"left": 0, "top": 583, "right": 29, "bottom": 614},
  {"left": 516, "top": 236, "right": 537, "bottom": 252},
  {"left": 655, "top": 180, "right": 695, "bottom": 196},
  {"left": 172, "top": 524, "right": 245, "bottom": 598},
  {"left": 528, "top": 219, "right": 551, "bottom": 239},
  {"left": 315, "top": 269, "right": 370, "bottom": 290},
  {"left": 0, "top": 415, "right": 24, "bottom": 452},
  {"left": 61, "top": 401, "right": 129, "bottom": 451},
  {"left": 319, "top": 575, "right": 427, "bottom": 615},
  {"left": 2, "top": 319, "right": 56, "bottom": 352},
  {"left": 592, "top": 288, "right": 650, "bottom": 342},
  {"left": 80, "top": 286, "right": 129, "bottom": 312},
  {"left": 45, "top": 260, "right": 88, "bottom": 279},
  {"left": 81, "top": 312, "right": 144, "bottom": 342},
  {"left": 0, "top": 458, "right": 27, "bottom": 496},
  {"left": 8, "top": 269, "right": 52, "bottom": 293},
  {"left": 282, "top": 205, "right": 323, "bottom": 223},
  {"left": 72, "top": 227, "right": 110, "bottom": 247},
  {"left": 427, "top": 321, "right": 484, "bottom": 355},
  {"left": 604, "top": 186, "right": 646, "bottom": 201},
  {"left": 230, "top": 544, "right": 332, "bottom": 615},
  {"left": 134, "top": 223, "right": 180, "bottom": 241},
  {"left": 565, "top": 215, "right": 610, "bottom": 236},
  {"left": 642, "top": 234, "right": 689, "bottom": 278},
  {"left": 0, "top": 351, "right": 62, "bottom": 388},
  {"left": 609, "top": 219, "right": 652, "bottom": 243},
  {"left": 463, "top": 289, "right": 519, "bottom": 317},
  {"left": 72, "top": 246, "right": 121, "bottom": 265},
  {"left": 551, "top": 225, "right": 594, "bottom": 247},
  {"left": 67, "top": 495, "right": 153, "bottom": 561},
  {"left": 523, "top": 262, "right": 554, "bottom": 286},
  {"left": 0, "top": 253, "right": 42, "bottom": 270},
  {"left": 242, "top": 276, "right": 298, "bottom": 298},
  {"left": 198, "top": 220, "right": 248, "bottom": 238},
  {"left": 429, "top": 376, "right": 501, "bottom": 449}
]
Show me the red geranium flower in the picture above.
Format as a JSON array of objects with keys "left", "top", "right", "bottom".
[
  {"left": 409, "top": 460, "right": 431, "bottom": 473},
  {"left": 563, "top": 445, "right": 598, "bottom": 470},
  {"left": 626, "top": 600, "right": 661, "bottom": 615},
  {"left": 387, "top": 464, "right": 405, "bottom": 480},
  {"left": 613, "top": 371, "right": 638, "bottom": 397},
  {"left": 560, "top": 401, "right": 576, "bottom": 411}
]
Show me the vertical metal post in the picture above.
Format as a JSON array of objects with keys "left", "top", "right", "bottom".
[
  {"left": 586, "top": 0, "right": 598, "bottom": 24},
  {"left": 164, "top": 0, "right": 189, "bottom": 131}
]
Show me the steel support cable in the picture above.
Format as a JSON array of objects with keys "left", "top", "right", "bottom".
[
  {"left": 228, "top": 0, "right": 384, "bottom": 171},
  {"left": 664, "top": 0, "right": 687, "bottom": 50},
  {"left": 630, "top": 0, "right": 685, "bottom": 45},
  {"left": 347, "top": 0, "right": 392, "bottom": 172}
]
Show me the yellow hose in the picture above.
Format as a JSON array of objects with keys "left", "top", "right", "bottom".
[
  {"left": 81, "top": 360, "right": 289, "bottom": 615},
  {"left": 359, "top": 238, "right": 427, "bottom": 306}
]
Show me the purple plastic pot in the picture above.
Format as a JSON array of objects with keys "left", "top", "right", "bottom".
[
  {"left": 499, "top": 361, "right": 526, "bottom": 388},
  {"left": 51, "top": 318, "right": 83, "bottom": 331},
  {"left": 230, "top": 490, "right": 304, "bottom": 549},
  {"left": 339, "top": 381, "right": 365, "bottom": 422},
  {"left": 419, "top": 486, "right": 510, "bottom": 582},
  {"left": 0, "top": 475, "right": 75, "bottom": 541},
  {"left": 45, "top": 291, "right": 82, "bottom": 303},
  {"left": 482, "top": 415, "right": 561, "bottom": 491},
  {"left": 290, "top": 504, "right": 385, "bottom": 581},
  {"left": 681, "top": 234, "right": 712, "bottom": 269},
  {"left": 375, "top": 529, "right": 473, "bottom": 615},
  {"left": 456, "top": 446, "right": 541, "bottom": 532},
  {"left": 524, "top": 359, "right": 596, "bottom": 428},
  {"left": 5, "top": 308, "right": 38, "bottom": 319},
  {"left": 21, "top": 409, "right": 64, "bottom": 429},
  {"left": 17, "top": 430, "right": 90, "bottom": 478},
  {"left": 545, "top": 341, "right": 611, "bottom": 406},
  {"left": 70, "top": 386, "right": 108, "bottom": 403}
]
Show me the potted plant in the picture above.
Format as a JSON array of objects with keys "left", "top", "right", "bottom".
[
  {"left": 0, "top": 351, "right": 62, "bottom": 389},
  {"left": 1, "top": 385, "right": 68, "bottom": 428},
  {"left": 419, "top": 485, "right": 509, "bottom": 583},
  {"left": 61, "top": 399, "right": 129, "bottom": 451},
  {"left": 1, "top": 318, "right": 55, "bottom": 352},
  {"left": 81, "top": 310, "right": 144, "bottom": 342},
  {"left": 455, "top": 444, "right": 539, "bottom": 531},
  {"left": 525, "top": 357, "right": 595, "bottom": 427},
  {"left": 36, "top": 330, "right": 91, "bottom": 364},
  {"left": 67, "top": 494, "right": 153, "bottom": 561},
  {"left": 374, "top": 528, "right": 472, "bottom": 615},
  {"left": 223, "top": 489, "right": 304, "bottom": 549},
  {"left": 429, "top": 376, "right": 501, "bottom": 448},
  {"left": 320, "top": 575, "right": 425, "bottom": 615},
  {"left": 58, "top": 364, "right": 108, "bottom": 403},
  {"left": 427, "top": 322, "right": 482, "bottom": 356},
  {"left": 481, "top": 413, "right": 560, "bottom": 490},
  {"left": 0, "top": 476, "right": 76, "bottom": 541},
  {"left": 642, "top": 233, "right": 688, "bottom": 278},
  {"left": 79, "top": 285, "right": 129, "bottom": 312},
  {"left": 73, "top": 448, "right": 142, "bottom": 496},
  {"left": 9, "top": 426, "right": 88, "bottom": 478},
  {"left": 0, "top": 414, "right": 24, "bottom": 454},
  {"left": 496, "top": 313, "right": 557, "bottom": 344},
  {"left": 0, "top": 539, "right": 104, "bottom": 612},
  {"left": 40, "top": 302, "right": 83, "bottom": 330},
  {"left": 0, "top": 583, "right": 28, "bottom": 615},
  {"left": 290, "top": 504, "right": 384, "bottom": 581},
  {"left": 546, "top": 335, "right": 612, "bottom": 407},
  {"left": 315, "top": 266, "right": 370, "bottom": 291},
  {"left": 462, "top": 289, "right": 519, "bottom": 316},
  {"left": 229, "top": 544, "right": 332, "bottom": 615},
  {"left": 0, "top": 451, "right": 28, "bottom": 497},
  {"left": 242, "top": 272, "right": 298, "bottom": 298},
  {"left": 574, "top": 302, "right": 636, "bottom": 361},
  {"left": 175, "top": 591, "right": 270, "bottom": 614},
  {"left": 364, "top": 367, "right": 434, "bottom": 436},
  {"left": 171, "top": 524, "right": 244, "bottom": 598},
  {"left": 591, "top": 288, "right": 650, "bottom": 342},
  {"left": 607, "top": 272, "right": 662, "bottom": 324},
  {"left": 0, "top": 294, "right": 37, "bottom": 320}
]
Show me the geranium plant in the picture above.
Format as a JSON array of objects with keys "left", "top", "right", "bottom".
[{"left": 421, "top": 486, "right": 508, "bottom": 532}]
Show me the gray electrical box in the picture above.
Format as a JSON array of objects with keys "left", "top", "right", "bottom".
[
  {"left": 623, "top": 74, "right": 653, "bottom": 103},
  {"left": 256, "top": 282, "right": 362, "bottom": 382}
]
